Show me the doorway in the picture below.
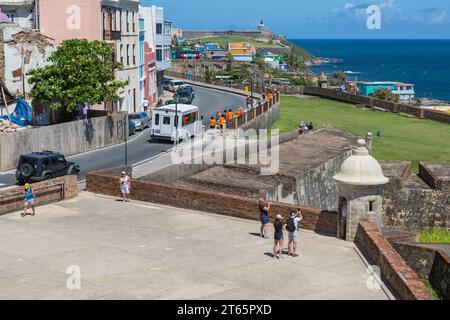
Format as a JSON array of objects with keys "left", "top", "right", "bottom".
[{"left": 338, "top": 197, "right": 348, "bottom": 240}]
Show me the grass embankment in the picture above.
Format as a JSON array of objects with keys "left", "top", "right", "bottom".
[
  {"left": 185, "top": 36, "right": 280, "bottom": 49},
  {"left": 419, "top": 229, "right": 450, "bottom": 244},
  {"left": 273, "top": 96, "right": 450, "bottom": 173}
]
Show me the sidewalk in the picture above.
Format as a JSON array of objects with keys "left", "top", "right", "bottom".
[{"left": 0, "top": 192, "right": 390, "bottom": 300}]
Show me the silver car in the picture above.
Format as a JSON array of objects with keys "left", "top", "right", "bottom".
[{"left": 128, "top": 112, "right": 150, "bottom": 131}]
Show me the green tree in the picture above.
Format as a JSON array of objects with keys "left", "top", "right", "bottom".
[
  {"left": 225, "top": 53, "right": 234, "bottom": 72},
  {"left": 333, "top": 71, "right": 347, "bottom": 84},
  {"left": 29, "top": 39, "right": 128, "bottom": 113},
  {"left": 370, "top": 88, "right": 400, "bottom": 103}
]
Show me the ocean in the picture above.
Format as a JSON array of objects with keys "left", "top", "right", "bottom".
[{"left": 290, "top": 39, "right": 450, "bottom": 103}]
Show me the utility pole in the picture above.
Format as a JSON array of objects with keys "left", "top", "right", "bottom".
[{"left": 174, "top": 93, "right": 179, "bottom": 147}]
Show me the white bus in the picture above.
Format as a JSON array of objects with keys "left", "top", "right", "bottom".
[{"left": 151, "top": 104, "right": 202, "bottom": 142}]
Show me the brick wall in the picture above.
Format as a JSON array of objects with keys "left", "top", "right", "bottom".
[
  {"left": 355, "top": 221, "right": 433, "bottom": 300},
  {"left": 86, "top": 171, "right": 338, "bottom": 235},
  {"left": 0, "top": 175, "right": 78, "bottom": 215}
]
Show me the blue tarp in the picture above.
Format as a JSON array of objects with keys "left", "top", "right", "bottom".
[{"left": 10, "top": 98, "right": 32, "bottom": 127}]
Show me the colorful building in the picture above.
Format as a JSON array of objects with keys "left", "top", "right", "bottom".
[
  {"left": 228, "top": 42, "right": 255, "bottom": 62},
  {"left": 141, "top": 5, "right": 171, "bottom": 97},
  {"left": 357, "top": 81, "right": 415, "bottom": 102},
  {"left": 203, "top": 43, "right": 226, "bottom": 60}
]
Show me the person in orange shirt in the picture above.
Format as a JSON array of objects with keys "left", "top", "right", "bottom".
[
  {"left": 267, "top": 92, "right": 273, "bottom": 101},
  {"left": 235, "top": 109, "right": 241, "bottom": 117},
  {"left": 209, "top": 117, "right": 216, "bottom": 129},
  {"left": 218, "top": 115, "right": 226, "bottom": 129},
  {"left": 227, "top": 109, "right": 234, "bottom": 120}
]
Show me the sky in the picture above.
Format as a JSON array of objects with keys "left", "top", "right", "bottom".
[{"left": 141, "top": 0, "right": 450, "bottom": 39}]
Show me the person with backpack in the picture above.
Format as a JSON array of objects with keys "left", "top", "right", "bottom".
[
  {"left": 273, "top": 214, "right": 286, "bottom": 259},
  {"left": 258, "top": 198, "right": 271, "bottom": 239},
  {"left": 286, "top": 209, "right": 304, "bottom": 257}
]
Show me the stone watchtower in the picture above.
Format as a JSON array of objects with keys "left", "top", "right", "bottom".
[{"left": 333, "top": 140, "right": 389, "bottom": 241}]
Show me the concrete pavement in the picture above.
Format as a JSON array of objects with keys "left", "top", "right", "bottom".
[{"left": 0, "top": 193, "right": 390, "bottom": 300}]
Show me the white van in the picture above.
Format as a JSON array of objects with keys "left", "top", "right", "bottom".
[{"left": 151, "top": 104, "right": 202, "bottom": 142}]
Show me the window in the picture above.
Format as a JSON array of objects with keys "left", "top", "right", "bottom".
[
  {"left": 155, "top": 114, "right": 160, "bottom": 126},
  {"left": 120, "top": 45, "right": 123, "bottom": 64},
  {"left": 156, "top": 49, "right": 162, "bottom": 62},
  {"left": 43, "top": 159, "right": 50, "bottom": 167},
  {"left": 163, "top": 117, "right": 171, "bottom": 125},
  {"left": 126, "top": 10, "right": 129, "bottom": 32},
  {"left": 156, "top": 23, "right": 162, "bottom": 34},
  {"left": 5, "top": 12, "right": 15, "bottom": 23},
  {"left": 133, "top": 44, "right": 136, "bottom": 65},
  {"left": 369, "top": 201, "right": 376, "bottom": 212},
  {"left": 126, "top": 45, "right": 130, "bottom": 66},
  {"left": 132, "top": 12, "right": 135, "bottom": 32}
]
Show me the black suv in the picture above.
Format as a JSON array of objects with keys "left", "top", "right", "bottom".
[
  {"left": 175, "top": 86, "right": 195, "bottom": 104},
  {"left": 15, "top": 151, "right": 80, "bottom": 185}
]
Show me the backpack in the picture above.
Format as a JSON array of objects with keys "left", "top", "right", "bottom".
[{"left": 286, "top": 217, "right": 297, "bottom": 233}]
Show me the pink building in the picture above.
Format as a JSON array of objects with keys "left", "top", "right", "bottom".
[
  {"left": 144, "top": 41, "right": 157, "bottom": 105},
  {"left": 39, "top": 0, "right": 102, "bottom": 44}
]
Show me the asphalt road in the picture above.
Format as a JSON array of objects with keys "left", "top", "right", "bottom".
[{"left": 0, "top": 85, "right": 244, "bottom": 189}]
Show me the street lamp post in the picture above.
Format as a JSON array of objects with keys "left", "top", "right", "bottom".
[{"left": 173, "top": 93, "right": 179, "bottom": 147}]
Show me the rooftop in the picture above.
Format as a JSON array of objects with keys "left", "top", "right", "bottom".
[
  {"left": 357, "top": 81, "right": 414, "bottom": 87},
  {"left": 0, "top": 192, "right": 389, "bottom": 300}
]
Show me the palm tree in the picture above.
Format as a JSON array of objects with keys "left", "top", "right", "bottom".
[{"left": 333, "top": 71, "right": 347, "bottom": 84}]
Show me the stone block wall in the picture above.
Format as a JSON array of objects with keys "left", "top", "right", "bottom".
[
  {"left": 392, "top": 242, "right": 437, "bottom": 279},
  {"left": 429, "top": 251, "right": 450, "bottom": 300},
  {"left": 355, "top": 221, "right": 433, "bottom": 300},
  {"left": 0, "top": 175, "right": 78, "bottom": 215},
  {"left": 86, "top": 170, "right": 338, "bottom": 235},
  {"left": 0, "top": 112, "right": 126, "bottom": 171}
]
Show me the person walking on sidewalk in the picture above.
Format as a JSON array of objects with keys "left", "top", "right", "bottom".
[
  {"left": 22, "top": 183, "right": 36, "bottom": 218},
  {"left": 286, "top": 209, "right": 303, "bottom": 257},
  {"left": 120, "top": 171, "right": 131, "bottom": 203},
  {"left": 273, "top": 214, "right": 286, "bottom": 259},
  {"left": 258, "top": 198, "right": 271, "bottom": 239}
]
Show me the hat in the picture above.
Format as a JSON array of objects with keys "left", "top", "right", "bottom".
[
  {"left": 121, "top": 171, "right": 126, "bottom": 176},
  {"left": 24, "top": 183, "right": 30, "bottom": 189},
  {"left": 276, "top": 214, "right": 283, "bottom": 219}
]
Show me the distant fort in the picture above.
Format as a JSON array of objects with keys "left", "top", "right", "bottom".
[{"left": 183, "top": 21, "right": 278, "bottom": 43}]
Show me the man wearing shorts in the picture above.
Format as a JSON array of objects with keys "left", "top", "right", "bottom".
[
  {"left": 22, "top": 183, "right": 36, "bottom": 217},
  {"left": 120, "top": 171, "right": 131, "bottom": 203},
  {"left": 287, "top": 210, "right": 303, "bottom": 257},
  {"left": 258, "top": 198, "right": 271, "bottom": 239}
]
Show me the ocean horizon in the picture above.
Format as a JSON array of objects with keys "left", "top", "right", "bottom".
[{"left": 291, "top": 39, "right": 450, "bottom": 103}]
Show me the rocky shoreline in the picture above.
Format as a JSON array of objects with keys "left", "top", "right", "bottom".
[{"left": 306, "top": 57, "right": 342, "bottom": 66}]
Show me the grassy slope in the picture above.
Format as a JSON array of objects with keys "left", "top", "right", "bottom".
[
  {"left": 419, "top": 229, "right": 450, "bottom": 244},
  {"left": 185, "top": 35, "right": 280, "bottom": 49},
  {"left": 273, "top": 96, "right": 450, "bottom": 173}
]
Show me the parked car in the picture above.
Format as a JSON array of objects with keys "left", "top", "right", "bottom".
[
  {"left": 15, "top": 151, "right": 80, "bottom": 185},
  {"left": 128, "top": 120, "right": 136, "bottom": 136},
  {"left": 175, "top": 86, "right": 195, "bottom": 104},
  {"left": 168, "top": 79, "right": 185, "bottom": 92},
  {"left": 128, "top": 112, "right": 149, "bottom": 131}
]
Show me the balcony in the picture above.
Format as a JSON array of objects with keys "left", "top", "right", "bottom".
[
  {"left": 103, "top": 30, "right": 121, "bottom": 41},
  {"left": 156, "top": 60, "right": 171, "bottom": 72}
]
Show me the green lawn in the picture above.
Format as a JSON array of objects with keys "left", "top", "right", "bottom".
[
  {"left": 185, "top": 36, "right": 280, "bottom": 49},
  {"left": 419, "top": 229, "right": 450, "bottom": 244},
  {"left": 273, "top": 96, "right": 450, "bottom": 173}
]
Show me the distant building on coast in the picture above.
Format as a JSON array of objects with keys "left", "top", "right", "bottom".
[
  {"left": 357, "top": 81, "right": 415, "bottom": 102},
  {"left": 228, "top": 42, "right": 256, "bottom": 62}
]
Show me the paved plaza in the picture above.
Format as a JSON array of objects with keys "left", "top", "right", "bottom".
[{"left": 0, "top": 193, "right": 390, "bottom": 300}]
